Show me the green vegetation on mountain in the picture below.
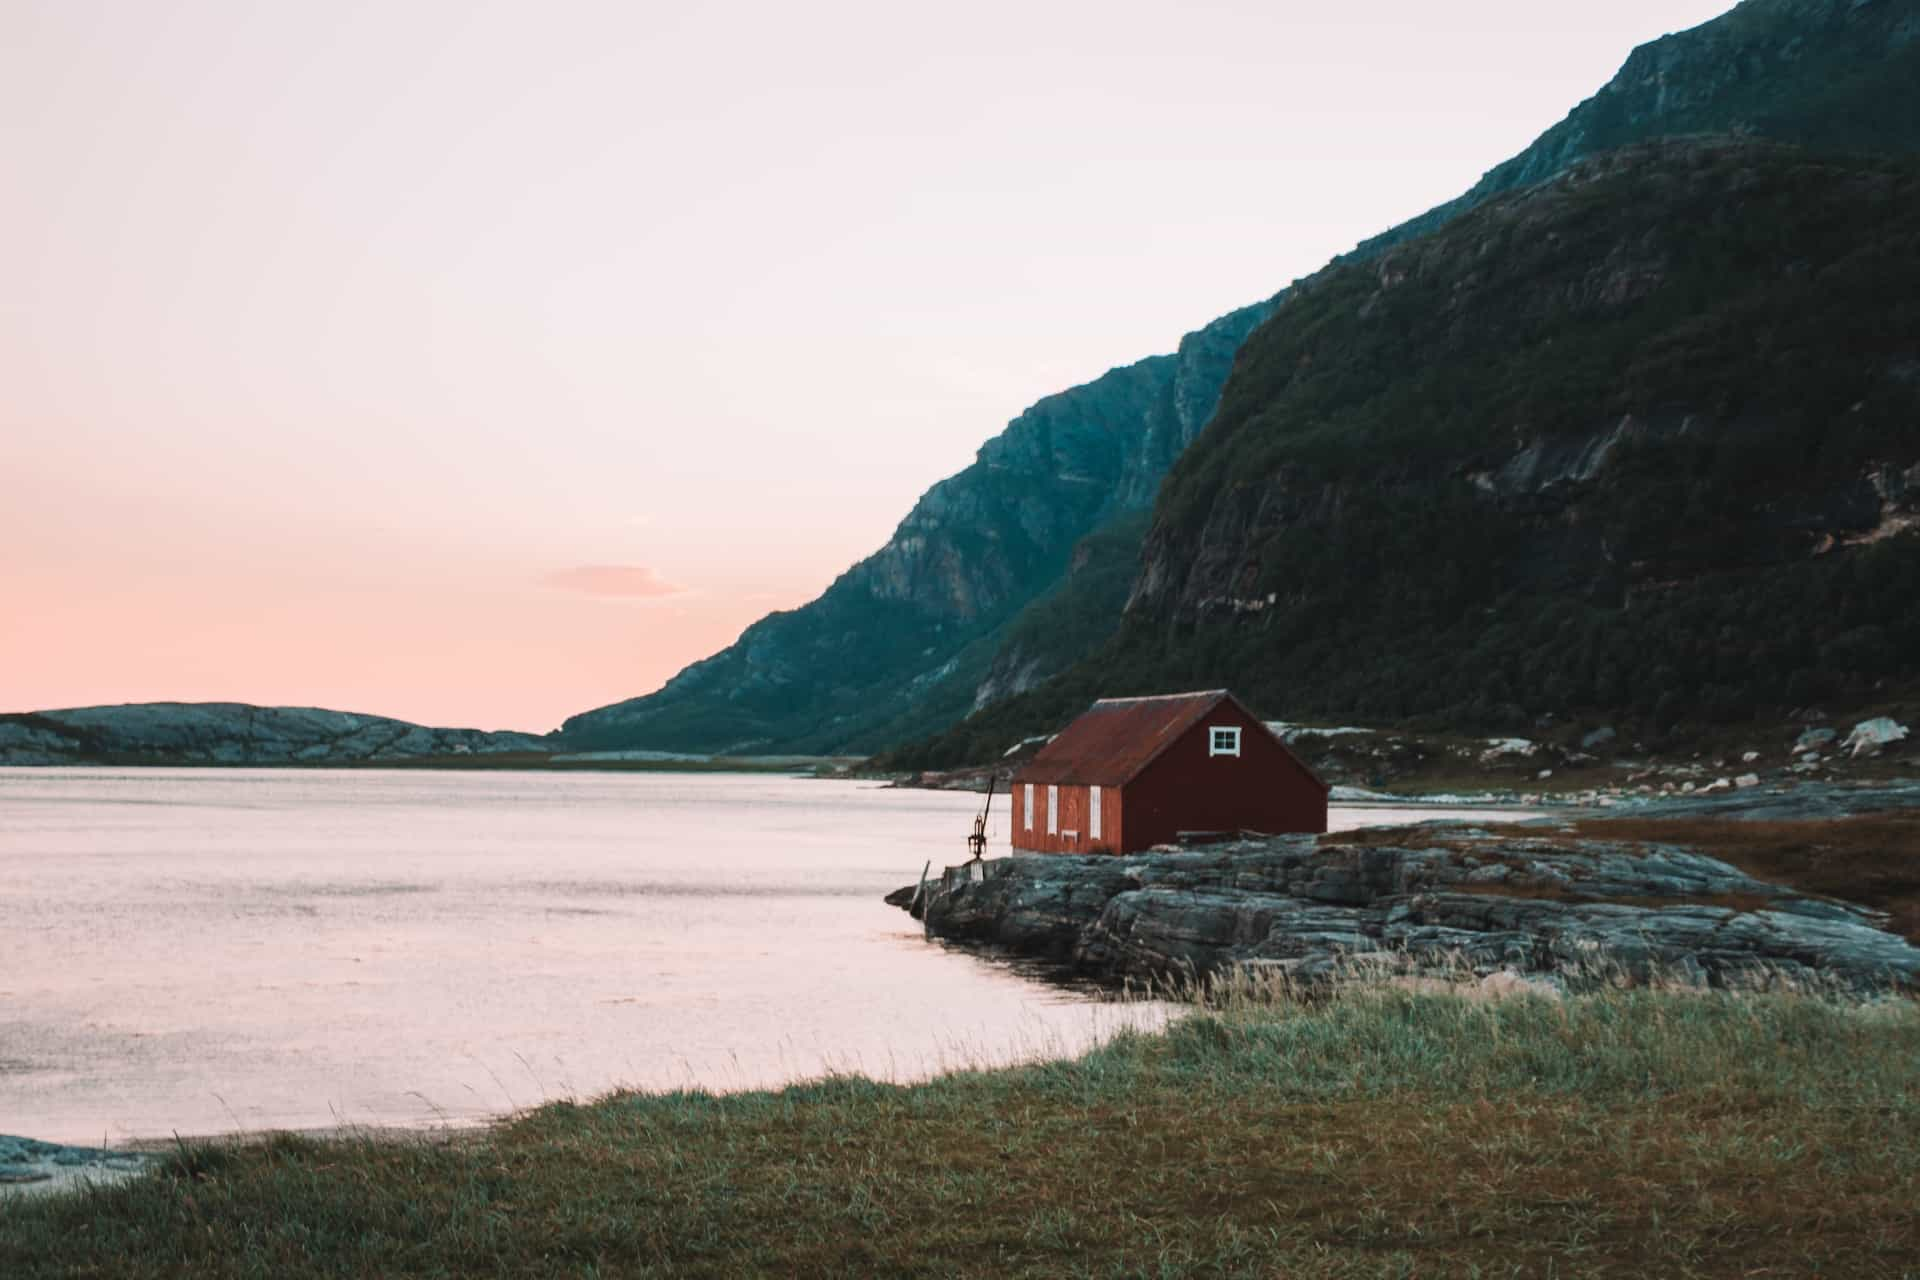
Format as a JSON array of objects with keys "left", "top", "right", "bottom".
[
  {"left": 1352, "top": 0, "right": 1920, "bottom": 259},
  {"left": 571, "top": 0, "right": 1920, "bottom": 764},
  {"left": 886, "top": 139, "right": 1920, "bottom": 768},
  {"left": 557, "top": 304, "right": 1273, "bottom": 755}
]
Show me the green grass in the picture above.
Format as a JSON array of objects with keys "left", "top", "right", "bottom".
[{"left": 6, "top": 986, "right": 1917, "bottom": 1277}]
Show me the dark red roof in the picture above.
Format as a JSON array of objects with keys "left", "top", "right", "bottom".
[{"left": 1013, "top": 689, "right": 1242, "bottom": 787}]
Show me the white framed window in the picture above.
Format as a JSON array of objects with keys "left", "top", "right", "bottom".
[
  {"left": 1089, "top": 785, "right": 1102, "bottom": 841},
  {"left": 1209, "top": 726, "right": 1242, "bottom": 757},
  {"left": 1023, "top": 783, "right": 1034, "bottom": 830},
  {"left": 1047, "top": 785, "right": 1059, "bottom": 835}
]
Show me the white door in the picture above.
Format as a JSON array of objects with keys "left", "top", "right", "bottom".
[
  {"left": 1047, "top": 785, "right": 1058, "bottom": 835},
  {"left": 1089, "top": 786, "right": 1102, "bottom": 840}
]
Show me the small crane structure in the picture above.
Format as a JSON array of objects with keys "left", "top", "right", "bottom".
[{"left": 966, "top": 775, "right": 997, "bottom": 862}]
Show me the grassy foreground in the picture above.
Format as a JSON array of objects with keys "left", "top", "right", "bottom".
[{"left": 4, "top": 988, "right": 1917, "bottom": 1278}]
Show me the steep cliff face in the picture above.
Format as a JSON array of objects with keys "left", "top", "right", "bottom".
[
  {"left": 572, "top": 0, "right": 1920, "bottom": 759},
  {"left": 559, "top": 303, "right": 1274, "bottom": 754},
  {"left": 963, "top": 511, "right": 1152, "bottom": 713},
  {"left": 912, "top": 140, "right": 1920, "bottom": 759},
  {"left": 884, "top": 0, "right": 1920, "bottom": 770},
  {"left": 1138, "top": 141, "right": 1920, "bottom": 626}
]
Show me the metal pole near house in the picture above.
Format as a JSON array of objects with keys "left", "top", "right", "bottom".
[{"left": 967, "top": 775, "right": 996, "bottom": 862}]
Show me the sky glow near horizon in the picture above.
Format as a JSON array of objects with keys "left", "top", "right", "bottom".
[{"left": 3, "top": 0, "right": 1737, "bottom": 731}]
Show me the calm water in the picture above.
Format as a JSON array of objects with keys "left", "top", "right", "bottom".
[{"left": 0, "top": 769, "right": 1506, "bottom": 1143}]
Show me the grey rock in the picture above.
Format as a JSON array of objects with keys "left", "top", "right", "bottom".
[
  {"left": 1794, "top": 727, "right": 1838, "bottom": 753},
  {"left": 1641, "top": 780, "right": 1920, "bottom": 821},
  {"left": 895, "top": 822, "right": 1919, "bottom": 992},
  {"left": 1842, "top": 717, "right": 1910, "bottom": 757}
]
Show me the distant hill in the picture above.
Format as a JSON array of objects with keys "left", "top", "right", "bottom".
[
  {"left": 565, "top": 0, "right": 1920, "bottom": 759},
  {"left": 0, "top": 703, "right": 547, "bottom": 766}
]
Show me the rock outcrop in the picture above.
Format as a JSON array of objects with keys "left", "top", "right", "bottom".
[
  {"left": 0, "top": 704, "right": 546, "bottom": 766},
  {"left": 894, "top": 826, "right": 1920, "bottom": 992}
]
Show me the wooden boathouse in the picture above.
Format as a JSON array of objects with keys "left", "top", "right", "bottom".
[{"left": 1009, "top": 690, "right": 1328, "bottom": 854}]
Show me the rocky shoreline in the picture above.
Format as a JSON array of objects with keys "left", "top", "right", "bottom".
[
  {"left": 0, "top": 1137, "right": 149, "bottom": 1199},
  {"left": 889, "top": 783, "right": 1920, "bottom": 992}
]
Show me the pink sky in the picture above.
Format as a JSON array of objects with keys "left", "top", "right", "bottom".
[{"left": 1, "top": 0, "right": 1734, "bottom": 732}]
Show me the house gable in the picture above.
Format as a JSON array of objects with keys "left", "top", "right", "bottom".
[{"left": 1122, "top": 696, "right": 1329, "bottom": 848}]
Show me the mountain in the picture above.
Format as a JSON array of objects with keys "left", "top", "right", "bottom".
[
  {"left": 1351, "top": 0, "right": 1920, "bottom": 261},
  {"left": 566, "top": 0, "right": 1920, "bottom": 758},
  {"left": 894, "top": 136, "right": 1920, "bottom": 765},
  {"left": 558, "top": 302, "right": 1275, "bottom": 754},
  {"left": 0, "top": 703, "right": 548, "bottom": 766}
]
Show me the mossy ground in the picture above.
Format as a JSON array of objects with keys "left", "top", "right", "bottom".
[{"left": 4, "top": 987, "right": 1915, "bottom": 1277}]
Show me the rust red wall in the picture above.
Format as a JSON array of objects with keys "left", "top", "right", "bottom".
[
  {"left": 1117, "top": 702, "right": 1326, "bottom": 852},
  {"left": 1010, "top": 780, "right": 1121, "bottom": 854}
]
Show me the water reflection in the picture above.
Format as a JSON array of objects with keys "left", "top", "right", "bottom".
[{"left": 0, "top": 769, "right": 1512, "bottom": 1143}]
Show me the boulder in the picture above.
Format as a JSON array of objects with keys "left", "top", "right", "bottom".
[
  {"left": 1793, "top": 727, "right": 1838, "bottom": 754},
  {"left": 1842, "top": 718, "right": 1910, "bottom": 758}
]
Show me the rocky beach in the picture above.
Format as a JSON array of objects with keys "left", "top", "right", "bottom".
[{"left": 892, "top": 781, "right": 1920, "bottom": 992}]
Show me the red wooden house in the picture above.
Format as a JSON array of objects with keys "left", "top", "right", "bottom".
[{"left": 1009, "top": 690, "right": 1327, "bottom": 854}]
